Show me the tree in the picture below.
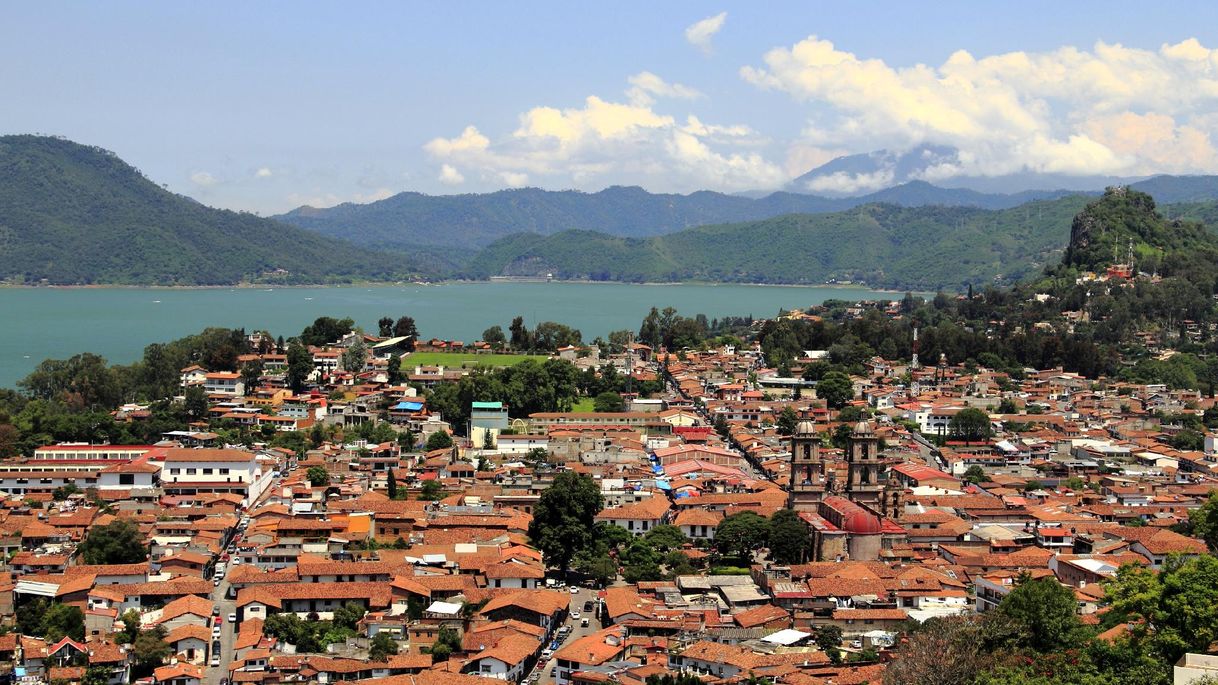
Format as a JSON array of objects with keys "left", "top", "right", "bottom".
[
  {"left": 52, "top": 483, "right": 82, "bottom": 501},
  {"left": 425, "top": 430, "right": 453, "bottom": 451},
  {"left": 949, "top": 407, "right": 993, "bottom": 443},
  {"left": 1106, "top": 554, "right": 1218, "bottom": 665},
  {"left": 118, "top": 608, "right": 142, "bottom": 644},
  {"left": 392, "top": 316, "right": 419, "bottom": 347},
  {"left": 386, "top": 467, "right": 398, "bottom": 500},
  {"left": 813, "top": 624, "right": 843, "bottom": 651},
  {"left": 882, "top": 615, "right": 991, "bottom": 685},
  {"left": 621, "top": 540, "right": 662, "bottom": 583},
  {"left": 776, "top": 406, "right": 799, "bottom": 436},
  {"left": 183, "top": 385, "right": 208, "bottom": 420},
  {"left": 239, "top": 359, "right": 263, "bottom": 395},
  {"left": 299, "top": 316, "right": 354, "bottom": 347},
  {"left": 306, "top": 466, "right": 330, "bottom": 487},
  {"left": 341, "top": 338, "right": 367, "bottom": 373},
  {"left": 79, "top": 518, "right": 146, "bottom": 565},
  {"left": 482, "top": 325, "right": 506, "bottom": 350},
  {"left": 419, "top": 480, "right": 443, "bottom": 501},
  {"left": 509, "top": 316, "right": 530, "bottom": 350},
  {"left": 369, "top": 632, "right": 399, "bottom": 662},
  {"left": 41, "top": 602, "right": 85, "bottom": 642},
  {"left": 643, "top": 524, "right": 688, "bottom": 552},
  {"left": 1189, "top": 491, "right": 1218, "bottom": 552},
  {"left": 593, "top": 391, "right": 626, "bottom": 413},
  {"left": 286, "top": 340, "right": 313, "bottom": 392},
  {"left": 429, "top": 625, "right": 461, "bottom": 663},
  {"left": 573, "top": 550, "right": 617, "bottom": 587},
  {"left": 528, "top": 472, "right": 603, "bottom": 571},
  {"left": 995, "top": 573, "right": 1085, "bottom": 653},
  {"left": 963, "top": 465, "right": 990, "bottom": 485},
  {"left": 131, "top": 626, "right": 171, "bottom": 676},
  {"left": 715, "top": 511, "right": 771, "bottom": 562},
  {"left": 378, "top": 317, "right": 394, "bottom": 337},
  {"left": 768, "top": 509, "right": 812, "bottom": 564},
  {"left": 332, "top": 601, "right": 366, "bottom": 632},
  {"left": 82, "top": 666, "right": 111, "bottom": 685},
  {"left": 816, "top": 372, "right": 853, "bottom": 409}
]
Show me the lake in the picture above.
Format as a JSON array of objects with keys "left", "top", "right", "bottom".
[{"left": 0, "top": 281, "right": 900, "bottom": 388}]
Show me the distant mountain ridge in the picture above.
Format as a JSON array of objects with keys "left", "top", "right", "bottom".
[
  {"left": 0, "top": 135, "right": 428, "bottom": 285},
  {"left": 786, "top": 143, "right": 1147, "bottom": 196},
  {"left": 275, "top": 181, "right": 1086, "bottom": 250},
  {"left": 465, "top": 196, "right": 1097, "bottom": 291}
]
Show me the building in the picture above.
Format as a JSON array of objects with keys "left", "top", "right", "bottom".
[{"left": 153, "top": 448, "right": 273, "bottom": 506}]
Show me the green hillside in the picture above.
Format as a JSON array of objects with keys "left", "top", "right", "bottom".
[
  {"left": 275, "top": 182, "right": 1084, "bottom": 250},
  {"left": 0, "top": 135, "right": 431, "bottom": 285},
  {"left": 466, "top": 196, "right": 1093, "bottom": 291},
  {"left": 1064, "top": 187, "right": 1215, "bottom": 272}
]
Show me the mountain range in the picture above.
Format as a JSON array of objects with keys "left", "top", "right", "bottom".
[
  {"left": 3, "top": 134, "right": 1218, "bottom": 289},
  {"left": 0, "top": 135, "right": 432, "bottom": 285},
  {"left": 785, "top": 143, "right": 1145, "bottom": 196},
  {"left": 276, "top": 181, "right": 1086, "bottom": 251}
]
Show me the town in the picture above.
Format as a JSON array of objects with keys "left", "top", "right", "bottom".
[{"left": 0, "top": 287, "right": 1216, "bottom": 685}]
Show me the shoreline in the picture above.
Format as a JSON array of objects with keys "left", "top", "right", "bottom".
[{"left": 0, "top": 279, "right": 923, "bottom": 295}]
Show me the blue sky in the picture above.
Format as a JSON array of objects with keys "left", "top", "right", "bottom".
[{"left": 4, "top": 1, "right": 1218, "bottom": 212}]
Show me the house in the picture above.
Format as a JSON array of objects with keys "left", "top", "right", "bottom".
[
  {"left": 203, "top": 372, "right": 244, "bottom": 397},
  {"left": 553, "top": 626, "right": 631, "bottom": 685},
  {"left": 462, "top": 632, "right": 541, "bottom": 682},
  {"left": 153, "top": 447, "right": 273, "bottom": 507},
  {"left": 595, "top": 495, "right": 671, "bottom": 536}
]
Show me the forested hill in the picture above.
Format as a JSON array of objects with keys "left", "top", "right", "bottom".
[
  {"left": 0, "top": 135, "right": 428, "bottom": 285},
  {"left": 465, "top": 196, "right": 1095, "bottom": 291},
  {"left": 1064, "top": 187, "right": 1217, "bottom": 272},
  {"left": 275, "top": 181, "right": 1083, "bottom": 250}
]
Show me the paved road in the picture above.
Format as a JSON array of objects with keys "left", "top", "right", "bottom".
[
  {"left": 528, "top": 586, "right": 602, "bottom": 684},
  {"left": 204, "top": 571, "right": 237, "bottom": 685}
]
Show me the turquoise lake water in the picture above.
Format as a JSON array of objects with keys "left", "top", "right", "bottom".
[{"left": 0, "top": 281, "right": 901, "bottom": 388}]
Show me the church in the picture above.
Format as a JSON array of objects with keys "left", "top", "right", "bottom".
[{"left": 787, "top": 419, "right": 906, "bottom": 561}]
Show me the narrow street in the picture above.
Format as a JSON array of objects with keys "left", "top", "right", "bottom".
[{"left": 204, "top": 572, "right": 237, "bottom": 685}]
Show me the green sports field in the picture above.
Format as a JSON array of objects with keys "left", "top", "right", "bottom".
[{"left": 402, "top": 351, "right": 550, "bottom": 369}]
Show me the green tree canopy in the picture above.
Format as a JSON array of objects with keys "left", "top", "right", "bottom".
[
  {"left": 306, "top": 466, "right": 330, "bottom": 487},
  {"left": 949, "top": 407, "right": 993, "bottom": 443},
  {"left": 425, "top": 430, "right": 453, "bottom": 450},
  {"left": 527, "top": 472, "right": 603, "bottom": 571},
  {"left": 995, "top": 573, "right": 1086, "bottom": 653},
  {"left": 768, "top": 509, "right": 812, "bottom": 564},
  {"left": 79, "top": 518, "right": 146, "bottom": 565},
  {"left": 817, "top": 372, "right": 853, "bottom": 409},
  {"left": 715, "top": 511, "right": 772, "bottom": 562}
]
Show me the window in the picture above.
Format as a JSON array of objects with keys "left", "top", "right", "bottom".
[
  {"left": 169, "top": 468, "right": 180, "bottom": 475},
  {"left": 220, "top": 468, "right": 229, "bottom": 475},
  {"left": 119, "top": 474, "right": 135, "bottom": 485},
  {"left": 203, "top": 468, "right": 213, "bottom": 475},
  {"left": 186, "top": 468, "right": 197, "bottom": 475}
]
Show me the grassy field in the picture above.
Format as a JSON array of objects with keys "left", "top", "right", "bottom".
[
  {"left": 571, "top": 397, "right": 597, "bottom": 413},
  {"left": 403, "top": 351, "right": 550, "bottom": 368}
]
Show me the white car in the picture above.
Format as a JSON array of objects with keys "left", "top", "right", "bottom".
[
  {"left": 571, "top": 611, "right": 581, "bottom": 620},
  {"left": 212, "top": 625, "right": 222, "bottom": 638},
  {"left": 210, "top": 654, "right": 221, "bottom": 667},
  {"left": 228, "top": 613, "right": 237, "bottom": 623},
  {"left": 569, "top": 587, "right": 578, "bottom": 594}
]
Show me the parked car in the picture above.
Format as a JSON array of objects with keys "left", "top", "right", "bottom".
[
  {"left": 569, "top": 587, "right": 578, "bottom": 594},
  {"left": 210, "top": 654, "right": 221, "bottom": 667},
  {"left": 228, "top": 613, "right": 237, "bottom": 623},
  {"left": 581, "top": 618, "right": 589, "bottom": 627},
  {"left": 571, "top": 611, "right": 581, "bottom": 620},
  {"left": 583, "top": 600, "right": 593, "bottom": 612}
]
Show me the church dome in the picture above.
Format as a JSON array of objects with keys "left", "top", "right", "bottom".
[
  {"left": 851, "top": 420, "right": 875, "bottom": 437},
  {"left": 824, "top": 495, "right": 883, "bottom": 534},
  {"left": 794, "top": 420, "right": 817, "bottom": 436}
]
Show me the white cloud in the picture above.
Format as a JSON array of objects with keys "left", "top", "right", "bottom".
[
  {"left": 500, "top": 171, "right": 529, "bottom": 187},
  {"left": 627, "top": 71, "right": 702, "bottom": 106},
  {"left": 685, "top": 12, "right": 726, "bottom": 55},
  {"left": 423, "top": 72, "right": 784, "bottom": 193},
  {"left": 743, "top": 36, "right": 1218, "bottom": 181},
  {"left": 438, "top": 164, "right": 465, "bottom": 185},
  {"left": 255, "top": 167, "right": 273, "bottom": 178},
  {"left": 189, "top": 171, "right": 217, "bottom": 187}
]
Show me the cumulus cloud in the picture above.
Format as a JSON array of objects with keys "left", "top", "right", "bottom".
[
  {"left": 627, "top": 71, "right": 702, "bottom": 106},
  {"left": 685, "top": 12, "right": 726, "bottom": 55},
  {"left": 438, "top": 164, "right": 465, "bottom": 185},
  {"left": 189, "top": 171, "right": 217, "bottom": 187},
  {"left": 255, "top": 167, "right": 273, "bottom": 178},
  {"left": 743, "top": 36, "right": 1218, "bottom": 181},
  {"left": 423, "top": 72, "right": 784, "bottom": 192}
]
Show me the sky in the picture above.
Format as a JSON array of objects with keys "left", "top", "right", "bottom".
[{"left": 3, "top": 1, "right": 1218, "bottom": 213}]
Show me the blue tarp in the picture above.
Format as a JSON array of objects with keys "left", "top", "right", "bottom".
[
  {"left": 656, "top": 480, "right": 672, "bottom": 491},
  {"left": 393, "top": 401, "right": 424, "bottom": 411}
]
